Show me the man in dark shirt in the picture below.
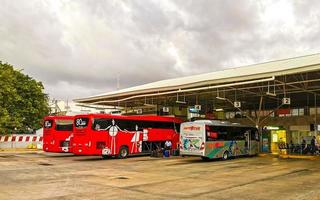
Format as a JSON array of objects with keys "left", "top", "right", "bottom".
[{"left": 311, "top": 136, "right": 316, "bottom": 155}]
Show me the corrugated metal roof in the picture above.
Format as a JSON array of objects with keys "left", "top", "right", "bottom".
[{"left": 75, "top": 53, "right": 320, "bottom": 102}]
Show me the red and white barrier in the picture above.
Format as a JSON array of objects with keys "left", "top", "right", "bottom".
[
  {"left": 0, "top": 135, "right": 43, "bottom": 142},
  {"left": 0, "top": 134, "right": 43, "bottom": 149}
]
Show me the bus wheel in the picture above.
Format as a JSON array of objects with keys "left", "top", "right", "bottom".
[
  {"left": 118, "top": 146, "right": 129, "bottom": 159},
  {"left": 102, "top": 155, "right": 108, "bottom": 159},
  {"left": 222, "top": 151, "right": 229, "bottom": 160}
]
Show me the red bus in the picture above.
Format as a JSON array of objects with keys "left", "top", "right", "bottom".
[
  {"left": 72, "top": 114, "right": 182, "bottom": 158},
  {"left": 43, "top": 116, "right": 74, "bottom": 153}
]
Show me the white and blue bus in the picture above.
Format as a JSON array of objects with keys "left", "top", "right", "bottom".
[{"left": 180, "top": 120, "right": 259, "bottom": 160}]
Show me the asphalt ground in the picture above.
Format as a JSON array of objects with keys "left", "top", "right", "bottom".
[{"left": 0, "top": 152, "right": 320, "bottom": 200}]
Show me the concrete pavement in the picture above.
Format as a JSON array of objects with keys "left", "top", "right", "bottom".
[{"left": 0, "top": 152, "right": 320, "bottom": 200}]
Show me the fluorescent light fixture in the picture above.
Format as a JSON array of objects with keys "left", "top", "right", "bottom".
[
  {"left": 215, "top": 108, "right": 224, "bottom": 111},
  {"left": 176, "top": 100, "right": 186, "bottom": 104},
  {"left": 143, "top": 103, "right": 156, "bottom": 107},
  {"left": 265, "top": 126, "right": 279, "bottom": 130},
  {"left": 216, "top": 96, "right": 226, "bottom": 101},
  {"left": 266, "top": 92, "right": 276, "bottom": 97}
]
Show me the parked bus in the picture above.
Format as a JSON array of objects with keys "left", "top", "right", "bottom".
[
  {"left": 72, "top": 114, "right": 182, "bottom": 158},
  {"left": 43, "top": 116, "right": 74, "bottom": 153},
  {"left": 180, "top": 120, "right": 259, "bottom": 160}
]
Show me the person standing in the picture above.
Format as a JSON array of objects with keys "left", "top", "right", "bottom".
[
  {"left": 301, "top": 138, "right": 307, "bottom": 154},
  {"left": 311, "top": 136, "right": 316, "bottom": 155},
  {"left": 289, "top": 140, "right": 294, "bottom": 154},
  {"left": 164, "top": 140, "right": 172, "bottom": 157}
]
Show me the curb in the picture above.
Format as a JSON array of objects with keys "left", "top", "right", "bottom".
[
  {"left": 278, "top": 154, "right": 319, "bottom": 160},
  {"left": 258, "top": 153, "right": 319, "bottom": 160}
]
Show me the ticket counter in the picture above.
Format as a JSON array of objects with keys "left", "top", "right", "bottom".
[
  {"left": 270, "top": 129, "right": 287, "bottom": 154},
  {"left": 262, "top": 126, "right": 287, "bottom": 154}
]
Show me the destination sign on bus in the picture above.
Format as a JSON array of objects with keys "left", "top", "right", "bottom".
[
  {"left": 44, "top": 120, "right": 53, "bottom": 128},
  {"left": 183, "top": 126, "right": 201, "bottom": 131},
  {"left": 75, "top": 118, "right": 89, "bottom": 128}
]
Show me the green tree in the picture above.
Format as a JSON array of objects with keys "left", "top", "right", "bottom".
[{"left": 0, "top": 61, "right": 49, "bottom": 134}]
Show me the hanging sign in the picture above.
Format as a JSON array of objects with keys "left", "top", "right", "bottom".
[
  {"left": 194, "top": 105, "right": 201, "bottom": 111},
  {"left": 162, "top": 107, "right": 169, "bottom": 113},
  {"left": 234, "top": 101, "right": 241, "bottom": 108},
  {"left": 282, "top": 98, "right": 291, "bottom": 105}
]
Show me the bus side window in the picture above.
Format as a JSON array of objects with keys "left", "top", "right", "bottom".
[
  {"left": 115, "top": 119, "right": 129, "bottom": 131},
  {"left": 215, "top": 126, "right": 227, "bottom": 141},
  {"left": 249, "top": 128, "right": 256, "bottom": 140},
  {"left": 92, "top": 118, "right": 111, "bottom": 130},
  {"left": 241, "top": 128, "right": 250, "bottom": 139},
  {"left": 252, "top": 128, "right": 259, "bottom": 141},
  {"left": 207, "top": 131, "right": 218, "bottom": 141},
  {"left": 231, "top": 127, "right": 244, "bottom": 140},
  {"left": 226, "top": 127, "right": 236, "bottom": 140}
]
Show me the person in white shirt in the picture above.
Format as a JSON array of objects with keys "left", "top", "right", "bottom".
[
  {"left": 165, "top": 140, "right": 172, "bottom": 150},
  {"left": 164, "top": 140, "right": 172, "bottom": 157}
]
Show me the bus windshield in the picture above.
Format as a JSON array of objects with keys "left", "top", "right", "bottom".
[{"left": 55, "top": 120, "right": 73, "bottom": 131}]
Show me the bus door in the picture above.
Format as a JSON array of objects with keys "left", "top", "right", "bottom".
[{"left": 244, "top": 130, "right": 251, "bottom": 155}]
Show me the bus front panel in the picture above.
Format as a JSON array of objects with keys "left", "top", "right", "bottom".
[{"left": 180, "top": 122, "right": 205, "bottom": 157}]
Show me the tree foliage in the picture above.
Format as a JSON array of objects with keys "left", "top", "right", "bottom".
[{"left": 0, "top": 61, "right": 49, "bottom": 134}]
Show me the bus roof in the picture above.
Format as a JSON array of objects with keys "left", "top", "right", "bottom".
[
  {"left": 74, "top": 113, "right": 183, "bottom": 123},
  {"left": 44, "top": 116, "right": 74, "bottom": 120},
  {"left": 190, "top": 120, "right": 256, "bottom": 128}
]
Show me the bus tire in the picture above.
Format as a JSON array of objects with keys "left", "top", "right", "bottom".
[
  {"left": 222, "top": 151, "right": 229, "bottom": 160},
  {"left": 118, "top": 146, "right": 129, "bottom": 159},
  {"left": 102, "top": 155, "right": 108, "bottom": 159}
]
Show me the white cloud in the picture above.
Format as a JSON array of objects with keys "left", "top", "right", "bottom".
[{"left": 0, "top": 0, "right": 320, "bottom": 101}]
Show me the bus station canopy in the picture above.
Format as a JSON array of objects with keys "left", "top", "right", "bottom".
[{"left": 74, "top": 53, "right": 320, "bottom": 112}]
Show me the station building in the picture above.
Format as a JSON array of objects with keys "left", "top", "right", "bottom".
[{"left": 74, "top": 53, "right": 320, "bottom": 153}]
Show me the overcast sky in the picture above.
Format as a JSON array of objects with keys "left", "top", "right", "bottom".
[{"left": 1, "top": 0, "right": 320, "bottom": 101}]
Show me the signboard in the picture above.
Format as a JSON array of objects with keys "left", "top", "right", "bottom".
[
  {"left": 194, "top": 105, "right": 201, "bottom": 111},
  {"left": 272, "top": 133, "right": 278, "bottom": 142},
  {"left": 234, "top": 101, "right": 241, "bottom": 108},
  {"left": 282, "top": 98, "right": 291, "bottom": 105},
  {"left": 277, "top": 108, "right": 290, "bottom": 115},
  {"left": 262, "top": 138, "right": 269, "bottom": 152},
  {"left": 162, "top": 107, "right": 169, "bottom": 113}
]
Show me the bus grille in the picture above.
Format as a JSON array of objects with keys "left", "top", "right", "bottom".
[{"left": 60, "top": 141, "right": 69, "bottom": 148}]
